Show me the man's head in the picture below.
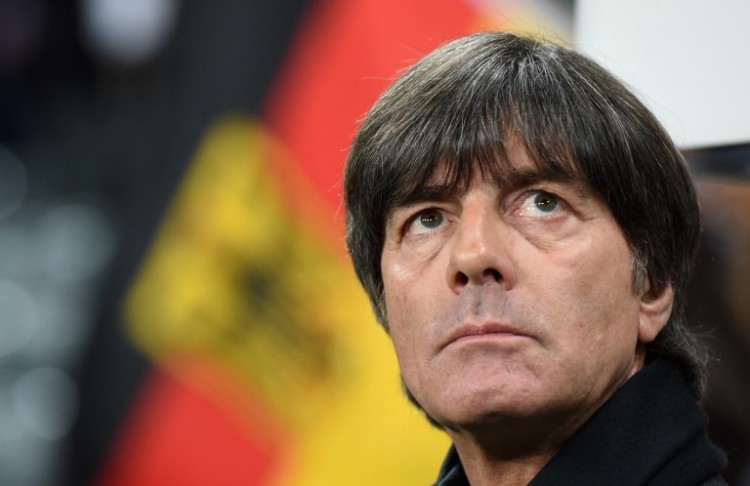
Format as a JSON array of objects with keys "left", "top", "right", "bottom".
[{"left": 344, "top": 32, "right": 707, "bottom": 418}]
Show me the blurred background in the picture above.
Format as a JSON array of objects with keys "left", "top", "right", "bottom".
[{"left": 0, "top": 0, "right": 747, "bottom": 485}]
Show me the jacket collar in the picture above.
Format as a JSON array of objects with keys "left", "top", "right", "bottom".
[{"left": 434, "top": 359, "right": 725, "bottom": 485}]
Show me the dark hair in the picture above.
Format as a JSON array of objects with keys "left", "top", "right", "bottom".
[{"left": 344, "top": 31, "right": 708, "bottom": 397}]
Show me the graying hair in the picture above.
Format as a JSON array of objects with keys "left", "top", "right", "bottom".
[{"left": 344, "top": 32, "right": 708, "bottom": 397}]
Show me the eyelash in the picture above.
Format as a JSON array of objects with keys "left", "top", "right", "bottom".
[{"left": 399, "top": 189, "right": 567, "bottom": 237}]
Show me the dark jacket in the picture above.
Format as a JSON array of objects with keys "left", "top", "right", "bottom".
[{"left": 434, "top": 359, "right": 727, "bottom": 485}]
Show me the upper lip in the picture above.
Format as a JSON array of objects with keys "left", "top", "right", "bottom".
[{"left": 440, "top": 321, "right": 530, "bottom": 351}]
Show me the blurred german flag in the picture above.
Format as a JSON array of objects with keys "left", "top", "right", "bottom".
[{"left": 93, "top": 1, "right": 529, "bottom": 484}]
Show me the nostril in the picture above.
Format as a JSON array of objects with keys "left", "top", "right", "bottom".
[
  {"left": 483, "top": 268, "right": 501, "bottom": 282},
  {"left": 454, "top": 268, "right": 502, "bottom": 287}
]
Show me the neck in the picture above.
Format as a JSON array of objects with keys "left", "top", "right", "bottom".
[
  {"left": 445, "top": 388, "right": 613, "bottom": 486},
  {"left": 453, "top": 440, "right": 557, "bottom": 486},
  {"left": 444, "top": 351, "right": 649, "bottom": 485}
]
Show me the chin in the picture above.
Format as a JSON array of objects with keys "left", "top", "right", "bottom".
[{"left": 429, "top": 386, "right": 545, "bottom": 430}]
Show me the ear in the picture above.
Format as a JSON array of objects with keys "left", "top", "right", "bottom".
[{"left": 638, "top": 280, "right": 674, "bottom": 344}]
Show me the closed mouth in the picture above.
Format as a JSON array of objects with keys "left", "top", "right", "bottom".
[{"left": 441, "top": 321, "right": 530, "bottom": 351}]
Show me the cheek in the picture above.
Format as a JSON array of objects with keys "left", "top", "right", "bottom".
[
  {"left": 577, "top": 250, "right": 640, "bottom": 348},
  {"left": 559, "top": 229, "right": 633, "bottom": 294},
  {"left": 382, "top": 261, "right": 418, "bottom": 330},
  {"left": 382, "top": 268, "right": 424, "bottom": 368},
  {"left": 383, "top": 286, "right": 424, "bottom": 394},
  {"left": 536, "top": 235, "right": 638, "bottom": 336},
  {"left": 381, "top": 248, "right": 447, "bottom": 328},
  {"left": 383, "top": 284, "right": 411, "bottom": 339},
  {"left": 381, "top": 254, "right": 447, "bottom": 385}
]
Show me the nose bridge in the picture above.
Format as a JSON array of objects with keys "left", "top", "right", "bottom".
[
  {"left": 447, "top": 197, "right": 510, "bottom": 290},
  {"left": 456, "top": 203, "right": 493, "bottom": 262}
]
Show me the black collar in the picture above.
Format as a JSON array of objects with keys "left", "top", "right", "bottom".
[{"left": 434, "top": 359, "right": 726, "bottom": 485}]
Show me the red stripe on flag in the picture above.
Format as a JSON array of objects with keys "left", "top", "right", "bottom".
[
  {"left": 96, "top": 359, "right": 289, "bottom": 486},
  {"left": 264, "top": 0, "right": 477, "bottom": 213}
]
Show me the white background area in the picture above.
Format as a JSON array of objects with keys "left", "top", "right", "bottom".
[{"left": 575, "top": 0, "right": 750, "bottom": 150}]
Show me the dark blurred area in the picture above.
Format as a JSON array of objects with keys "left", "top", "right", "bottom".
[
  {"left": 0, "top": 0, "right": 307, "bottom": 484},
  {"left": 686, "top": 145, "right": 750, "bottom": 485},
  {"left": 0, "top": 1, "right": 748, "bottom": 485}
]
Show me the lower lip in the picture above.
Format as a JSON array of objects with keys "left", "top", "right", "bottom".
[{"left": 450, "top": 332, "right": 529, "bottom": 346}]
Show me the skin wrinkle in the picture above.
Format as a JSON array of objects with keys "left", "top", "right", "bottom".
[
  {"left": 379, "top": 144, "right": 672, "bottom": 486},
  {"left": 345, "top": 32, "right": 709, "bottom": 485}
]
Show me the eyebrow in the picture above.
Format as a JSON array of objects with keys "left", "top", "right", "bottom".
[
  {"left": 408, "top": 166, "right": 581, "bottom": 198},
  {"left": 501, "top": 169, "right": 549, "bottom": 192},
  {"left": 496, "top": 167, "right": 595, "bottom": 203},
  {"left": 396, "top": 184, "right": 460, "bottom": 207}
]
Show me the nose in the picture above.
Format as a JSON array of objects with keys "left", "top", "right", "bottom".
[{"left": 446, "top": 204, "right": 514, "bottom": 293}]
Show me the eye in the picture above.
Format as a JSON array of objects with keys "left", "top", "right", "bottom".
[
  {"left": 406, "top": 208, "right": 446, "bottom": 235},
  {"left": 520, "top": 191, "right": 561, "bottom": 216}
]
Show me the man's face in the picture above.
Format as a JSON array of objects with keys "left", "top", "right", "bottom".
[{"left": 380, "top": 139, "right": 670, "bottom": 441}]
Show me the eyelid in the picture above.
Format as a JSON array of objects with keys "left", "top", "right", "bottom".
[
  {"left": 525, "top": 188, "right": 562, "bottom": 202},
  {"left": 389, "top": 204, "right": 426, "bottom": 227},
  {"left": 384, "top": 206, "right": 424, "bottom": 239}
]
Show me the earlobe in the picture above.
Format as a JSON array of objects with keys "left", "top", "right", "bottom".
[{"left": 638, "top": 280, "right": 674, "bottom": 344}]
